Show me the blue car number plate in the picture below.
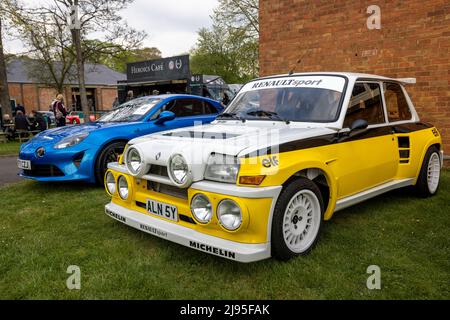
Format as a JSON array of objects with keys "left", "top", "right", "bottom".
[{"left": 17, "top": 159, "right": 31, "bottom": 170}]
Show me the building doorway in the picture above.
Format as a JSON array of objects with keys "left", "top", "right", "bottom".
[{"left": 71, "top": 88, "right": 97, "bottom": 112}]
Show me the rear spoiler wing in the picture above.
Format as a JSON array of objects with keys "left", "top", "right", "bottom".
[{"left": 396, "top": 78, "right": 416, "bottom": 85}]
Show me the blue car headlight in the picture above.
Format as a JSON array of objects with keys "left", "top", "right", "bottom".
[{"left": 54, "top": 132, "right": 89, "bottom": 149}]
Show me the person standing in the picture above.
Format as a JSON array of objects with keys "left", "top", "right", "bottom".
[
  {"left": 125, "top": 90, "right": 134, "bottom": 102},
  {"left": 52, "top": 94, "right": 67, "bottom": 127}
]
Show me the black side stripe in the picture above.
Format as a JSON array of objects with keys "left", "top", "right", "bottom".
[{"left": 242, "top": 122, "right": 433, "bottom": 158}]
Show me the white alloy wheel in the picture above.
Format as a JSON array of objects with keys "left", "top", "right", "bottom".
[
  {"left": 427, "top": 152, "right": 441, "bottom": 194},
  {"left": 282, "top": 190, "right": 321, "bottom": 253}
]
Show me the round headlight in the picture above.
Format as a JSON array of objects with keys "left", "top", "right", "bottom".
[
  {"left": 169, "top": 154, "right": 191, "bottom": 186},
  {"left": 217, "top": 199, "right": 242, "bottom": 231},
  {"left": 191, "top": 194, "right": 213, "bottom": 224},
  {"left": 118, "top": 176, "right": 129, "bottom": 200},
  {"left": 105, "top": 171, "right": 116, "bottom": 195},
  {"left": 126, "top": 147, "right": 143, "bottom": 176}
]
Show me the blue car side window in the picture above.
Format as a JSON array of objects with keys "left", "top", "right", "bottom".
[
  {"left": 168, "top": 99, "right": 204, "bottom": 117},
  {"left": 149, "top": 100, "right": 176, "bottom": 121}
]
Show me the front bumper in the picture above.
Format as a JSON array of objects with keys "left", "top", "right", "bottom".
[
  {"left": 18, "top": 143, "right": 97, "bottom": 183},
  {"left": 105, "top": 202, "right": 271, "bottom": 263}
]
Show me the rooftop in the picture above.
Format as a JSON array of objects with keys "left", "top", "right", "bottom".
[{"left": 6, "top": 59, "right": 126, "bottom": 86}]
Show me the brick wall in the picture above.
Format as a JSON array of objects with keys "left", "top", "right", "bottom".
[
  {"left": 7, "top": 83, "right": 118, "bottom": 113},
  {"left": 100, "top": 88, "right": 118, "bottom": 111},
  {"left": 260, "top": 0, "right": 450, "bottom": 155},
  {"left": 39, "top": 87, "right": 59, "bottom": 111},
  {"left": 8, "top": 84, "right": 21, "bottom": 107},
  {"left": 22, "top": 84, "right": 38, "bottom": 111}
]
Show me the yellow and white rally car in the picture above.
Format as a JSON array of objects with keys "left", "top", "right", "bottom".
[{"left": 104, "top": 72, "right": 443, "bottom": 262}]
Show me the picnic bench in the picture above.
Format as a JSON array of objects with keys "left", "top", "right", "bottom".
[
  {"left": 15, "top": 130, "right": 41, "bottom": 143},
  {"left": 0, "top": 132, "right": 7, "bottom": 143}
]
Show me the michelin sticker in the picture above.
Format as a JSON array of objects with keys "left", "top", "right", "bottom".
[{"left": 241, "top": 76, "right": 346, "bottom": 93}]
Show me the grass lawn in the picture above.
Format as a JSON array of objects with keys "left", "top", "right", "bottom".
[
  {"left": 0, "top": 171, "right": 449, "bottom": 300},
  {"left": 0, "top": 141, "right": 21, "bottom": 156}
]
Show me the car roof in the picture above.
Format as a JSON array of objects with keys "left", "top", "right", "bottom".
[
  {"left": 253, "top": 72, "right": 404, "bottom": 83},
  {"left": 134, "top": 94, "right": 220, "bottom": 104}
]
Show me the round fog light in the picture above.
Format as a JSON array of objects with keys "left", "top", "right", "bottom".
[
  {"left": 118, "top": 176, "right": 129, "bottom": 199},
  {"left": 217, "top": 199, "right": 242, "bottom": 231},
  {"left": 105, "top": 172, "right": 116, "bottom": 195},
  {"left": 191, "top": 194, "right": 213, "bottom": 223}
]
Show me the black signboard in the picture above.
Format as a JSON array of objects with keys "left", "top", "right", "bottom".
[
  {"left": 189, "top": 74, "right": 204, "bottom": 86},
  {"left": 126, "top": 55, "right": 190, "bottom": 83}
]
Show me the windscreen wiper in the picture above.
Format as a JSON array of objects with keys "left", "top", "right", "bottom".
[
  {"left": 216, "top": 112, "right": 244, "bottom": 122},
  {"left": 246, "top": 110, "right": 288, "bottom": 123}
]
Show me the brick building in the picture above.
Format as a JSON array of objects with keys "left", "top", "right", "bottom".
[
  {"left": 6, "top": 59, "right": 125, "bottom": 114},
  {"left": 259, "top": 0, "right": 450, "bottom": 156}
]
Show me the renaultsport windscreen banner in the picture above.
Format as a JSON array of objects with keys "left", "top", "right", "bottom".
[{"left": 241, "top": 75, "right": 346, "bottom": 93}]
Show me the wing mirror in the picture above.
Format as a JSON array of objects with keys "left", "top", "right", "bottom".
[
  {"left": 338, "top": 119, "right": 369, "bottom": 142},
  {"left": 155, "top": 111, "right": 175, "bottom": 125},
  {"left": 350, "top": 119, "right": 369, "bottom": 132}
]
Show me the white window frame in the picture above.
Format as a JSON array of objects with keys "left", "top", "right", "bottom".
[
  {"left": 382, "top": 81, "right": 419, "bottom": 125},
  {"left": 342, "top": 80, "right": 388, "bottom": 131}
]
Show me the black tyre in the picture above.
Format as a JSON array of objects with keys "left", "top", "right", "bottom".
[
  {"left": 415, "top": 146, "right": 441, "bottom": 197},
  {"left": 95, "top": 141, "right": 127, "bottom": 185},
  {"left": 271, "top": 178, "right": 324, "bottom": 261}
]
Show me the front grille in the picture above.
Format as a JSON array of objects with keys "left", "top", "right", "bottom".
[
  {"left": 147, "top": 180, "right": 188, "bottom": 199},
  {"left": 23, "top": 165, "right": 64, "bottom": 177},
  {"left": 148, "top": 165, "right": 169, "bottom": 177}
]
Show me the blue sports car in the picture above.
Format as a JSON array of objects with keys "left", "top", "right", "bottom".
[{"left": 18, "top": 94, "right": 223, "bottom": 184}]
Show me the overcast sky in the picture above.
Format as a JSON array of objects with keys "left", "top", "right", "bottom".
[
  {"left": 4, "top": 0, "right": 218, "bottom": 57},
  {"left": 121, "top": 0, "right": 218, "bottom": 56}
]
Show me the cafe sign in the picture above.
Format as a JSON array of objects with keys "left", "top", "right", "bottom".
[{"left": 126, "top": 55, "right": 190, "bottom": 82}]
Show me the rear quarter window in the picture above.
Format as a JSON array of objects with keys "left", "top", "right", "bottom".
[{"left": 384, "top": 82, "right": 412, "bottom": 122}]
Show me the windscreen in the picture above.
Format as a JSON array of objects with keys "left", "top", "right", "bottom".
[
  {"left": 98, "top": 98, "right": 161, "bottom": 123},
  {"left": 223, "top": 76, "right": 346, "bottom": 122}
]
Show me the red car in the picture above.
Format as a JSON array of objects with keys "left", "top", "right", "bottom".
[{"left": 66, "top": 111, "right": 81, "bottom": 125}]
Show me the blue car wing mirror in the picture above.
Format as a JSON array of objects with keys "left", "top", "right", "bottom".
[{"left": 155, "top": 111, "right": 176, "bottom": 125}]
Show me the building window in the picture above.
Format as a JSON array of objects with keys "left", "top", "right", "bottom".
[{"left": 383, "top": 82, "right": 412, "bottom": 122}]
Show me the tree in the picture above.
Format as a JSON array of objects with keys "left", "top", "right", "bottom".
[
  {"left": 90, "top": 46, "right": 162, "bottom": 73},
  {"left": 0, "top": 13, "right": 11, "bottom": 116},
  {"left": 4, "top": 1, "right": 76, "bottom": 93},
  {"left": 0, "top": 18, "right": 11, "bottom": 117},
  {"left": 2, "top": 0, "right": 146, "bottom": 118},
  {"left": 214, "top": 0, "right": 259, "bottom": 37},
  {"left": 190, "top": 0, "right": 259, "bottom": 84},
  {"left": 46, "top": 0, "right": 146, "bottom": 118}
]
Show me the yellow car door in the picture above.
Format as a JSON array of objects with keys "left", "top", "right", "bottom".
[{"left": 334, "top": 82, "right": 398, "bottom": 199}]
